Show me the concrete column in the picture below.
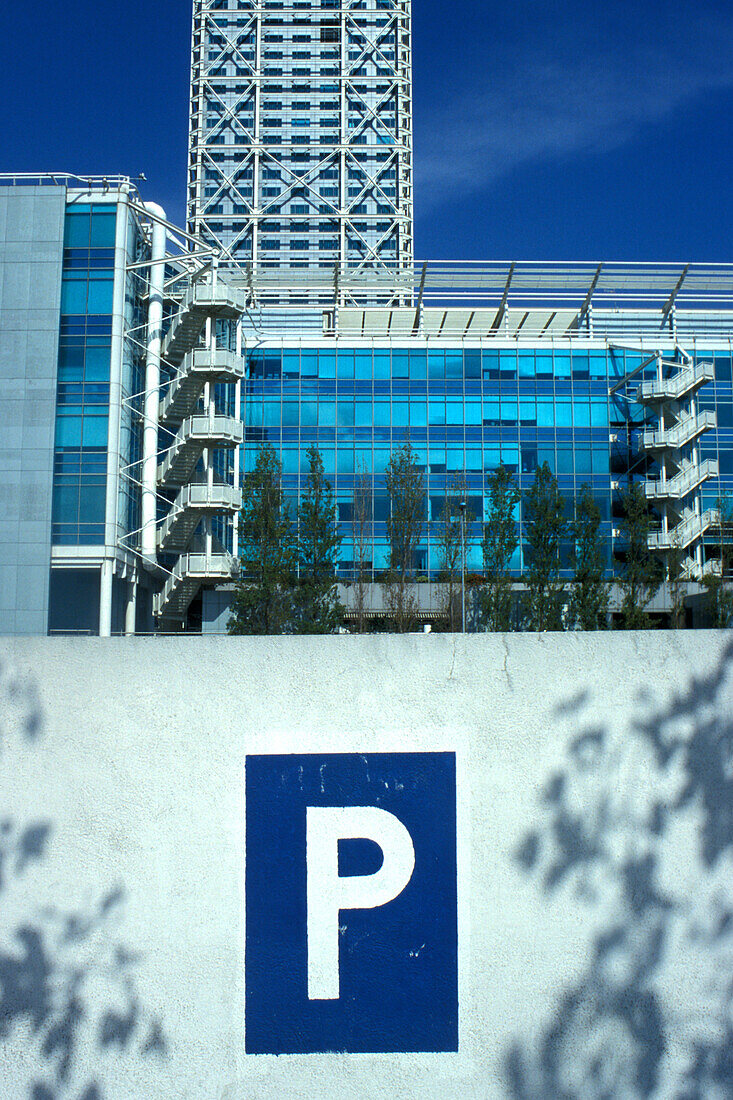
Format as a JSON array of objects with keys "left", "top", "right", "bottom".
[
  {"left": 99, "top": 560, "right": 114, "bottom": 638},
  {"left": 141, "top": 204, "right": 168, "bottom": 565},
  {"left": 104, "top": 186, "right": 131, "bottom": 564},
  {"left": 125, "top": 575, "right": 137, "bottom": 636}
]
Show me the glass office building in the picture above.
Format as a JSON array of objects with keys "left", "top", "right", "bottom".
[
  {"left": 188, "top": 0, "right": 414, "bottom": 281},
  {"left": 0, "top": 176, "right": 236, "bottom": 635},
  {"left": 241, "top": 330, "right": 732, "bottom": 583},
  {"left": 2, "top": 179, "right": 733, "bottom": 634}
]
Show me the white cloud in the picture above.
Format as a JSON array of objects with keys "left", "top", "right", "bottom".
[{"left": 414, "top": 10, "right": 733, "bottom": 210}]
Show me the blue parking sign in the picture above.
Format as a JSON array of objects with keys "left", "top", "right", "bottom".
[{"left": 245, "top": 752, "right": 458, "bottom": 1054}]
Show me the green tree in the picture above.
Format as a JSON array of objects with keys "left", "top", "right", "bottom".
[
  {"left": 436, "top": 475, "right": 473, "bottom": 632},
  {"left": 383, "top": 440, "right": 426, "bottom": 632},
  {"left": 524, "top": 462, "right": 566, "bottom": 631},
  {"left": 702, "top": 490, "right": 733, "bottom": 627},
  {"left": 570, "top": 485, "right": 610, "bottom": 630},
  {"left": 296, "top": 445, "right": 343, "bottom": 633},
  {"left": 667, "top": 527, "right": 686, "bottom": 629},
  {"left": 701, "top": 574, "right": 733, "bottom": 628},
  {"left": 228, "top": 443, "right": 297, "bottom": 634},
  {"left": 616, "top": 482, "right": 663, "bottom": 629},
  {"left": 481, "top": 463, "right": 521, "bottom": 631},
  {"left": 352, "top": 462, "right": 373, "bottom": 633}
]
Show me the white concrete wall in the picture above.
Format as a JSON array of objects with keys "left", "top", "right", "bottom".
[{"left": 0, "top": 633, "right": 732, "bottom": 1099}]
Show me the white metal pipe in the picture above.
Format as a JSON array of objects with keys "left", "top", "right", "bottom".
[
  {"left": 141, "top": 203, "right": 167, "bottom": 565},
  {"left": 99, "top": 560, "right": 114, "bottom": 638}
]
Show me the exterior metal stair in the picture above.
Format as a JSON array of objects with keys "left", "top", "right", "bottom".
[
  {"left": 162, "top": 279, "right": 245, "bottom": 368},
  {"left": 158, "top": 482, "right": 242, "bottom": 553},
  {"left": 160, "top": 348, "right": 244, "bottom": 427},
  {"left": 648, "top": 509, "right": 719, "bottom": 551},
  {"left": 637, "top": 361, "right": 714, "bottom": 404},
  {"left": 154, "top": 550, "right": 239, "bottom": 622},
  {"left": 645, "top": 458, "right": 719, "bottom": 501},
  {"left": 641, "top": 410, "right": 716, "bottom": 452},
  {"left": 158, "top": 414, "right": 243, "bottom": 490},
  {"left": 638, "top": 354, "right": 718, "bottom": 582}
]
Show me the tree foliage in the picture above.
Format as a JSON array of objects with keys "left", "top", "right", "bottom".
[
  {"left": 616, "top": 482, "right": 663, "bottom": 629},
  {"left": 436, "top": 476, "right": 472, "bottom": 632},
  {"left": 702, "top": 574, "right": 733, "bottom": 628},
  {"left": 352, "top": 462, "right": 373, "bottom": 633},
  {"left": 383, "top": 440, "right": 425, "bottom": 632},
  {"left": 570, "top": 484, "right": 610, "bottom": 630},
  {"left": 296, "top": 445, "right": 343, "bottom": 633},
  {"left": 524, "top": 462, "right": 566, "bottom": 631},
  {"left": 228, "top": 443, "right": 297, "bottom": 634},
  {"left": 481, "top": 463, "right": 521, "bottom": 631}
]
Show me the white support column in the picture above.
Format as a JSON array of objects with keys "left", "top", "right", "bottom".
[
  {"left": 125, "top": 574, "right": 137, "bottom": 636},
  {"left": 100, "top": 560, "right": 114, "bottom": 638},
  {"left": 104, "top": 186, "right": 130, "bottom": 578},
  {"left": 252, "top": 2, "right": 262, "bottom": 268},
  {"left": 141, "top": 204, "right": 167, "bottom": 566},
  {"left": 339, "top": 5, "right": 347, "bottom": 278}
]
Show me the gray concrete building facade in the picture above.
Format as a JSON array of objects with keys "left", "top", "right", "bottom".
[{"left": 0, "top": 185, "right": 66, "bottom": 635}]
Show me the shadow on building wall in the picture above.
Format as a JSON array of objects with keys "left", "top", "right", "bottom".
[
  {"left": 0, "top": 659, "right": 167, "bottom": 1100},
  {"left": 506, "top": 638, "right": 733, "bottom": 1099}
]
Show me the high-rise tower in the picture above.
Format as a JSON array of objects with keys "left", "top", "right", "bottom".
[{"left": 187, "top": 0, "right": 413, "bottom": 280}]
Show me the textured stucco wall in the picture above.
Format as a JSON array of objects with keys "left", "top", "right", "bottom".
[{"left": 0, "top": 632, "right": 732, "bottom": 1099}]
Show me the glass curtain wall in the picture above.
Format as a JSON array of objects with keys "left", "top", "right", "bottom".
[
  {"left": 243, "top": 342, "right": 733, "bottom": 578},
  {"left": 52, "top": 205, "right": 116, "bottom": 545}
]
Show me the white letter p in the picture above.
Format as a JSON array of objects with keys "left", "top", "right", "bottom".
[{"left": 306, "top": 806, "right": 415, "bottom": 1001}]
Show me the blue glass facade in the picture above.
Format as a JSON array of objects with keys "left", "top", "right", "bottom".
[
  {"left": 244, "top": 343, "right": 733, "bottom": 577},
  {"left": 51, "top": 203, "right": 145, "bottom": 548},
  {"left": 52, "top": 205, "right": 116, "bottom": 545}
]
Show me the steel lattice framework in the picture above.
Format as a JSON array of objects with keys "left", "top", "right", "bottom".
[{"left": 188, "top": 0, "right": 413, "bottom": 298}]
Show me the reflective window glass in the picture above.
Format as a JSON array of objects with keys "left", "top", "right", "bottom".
[
  {"left": 518, "top": 352, "right": 534, "bottom": 378},
  {"left": 554, "top": 353, "right": 571, "bottom": 380},
  {"left": 354, "top": 350, "right": 372, "bottom": 379},
  {"left": 318, "top": 351, "right": 336, "bottom": 378},
  {"left": 281, "top": 401, "right": 299, "bottom": 426},
  {"left": 86, "top": 277, "right": 114, "bottom": 314},
  {"left": 374, "top": 351, "right": 390, "bottom": 379},
  {"left": 445, "top": 351, "right": 462, "bottom": 379},
  {"left": 464, "top": 350, "right": 481, "bottom": 379},
  {"left": 428, "top": 351, "right": 445, "bottom": 380},
  {"left": 285, "top": 351, "right": 303, "bottom": 378},
  {"left": 81, "top": 415, "right": 108, "bottom": 447},
  {"left": 573, "top": 400, "right": 590, "bottom": 428},
  {"left": 337, "top": 350, "right": 354, "bottom": 378},
  {"left": 338, "top": 401, "right": 354, "bottom": 426},
  {"left": 446, "top": 399, "right": 463, "bottom": 425},
  {"left": 392, "top": 351, "right": 408, "bottom": 378},
  {"left": 319, "top": 400, "right": 336, "bottom": 427},
  {"left": 89, "top": 211, "right": 117, "bottom": 247},
  {"left": 409, "top": 350, "right": 427, "bottom": 378}
]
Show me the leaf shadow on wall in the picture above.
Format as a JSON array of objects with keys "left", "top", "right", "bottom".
[
  {"left": 505, "top": 638, "right": 733, "bottom": 1100},
  {"left": 0, "top": 658, "right": 167, "bottom": 1100}
]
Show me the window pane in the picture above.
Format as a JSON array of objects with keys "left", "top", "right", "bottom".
[
  {"left": 89, "top": 211, "right": 117, "bottom": 247},
  {"left": 86, "top": 277, "right": 114, "bottom": 314},
  {"left": 81, "top": 415, "right": 108, "bottom": 447}
]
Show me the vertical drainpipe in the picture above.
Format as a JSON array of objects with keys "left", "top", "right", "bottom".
[
  {"left": 100, "top": 185, "right": 131, "bottom": 638},
  {"left": 141, "top": 204, "right": 167, "bottom": 569}
]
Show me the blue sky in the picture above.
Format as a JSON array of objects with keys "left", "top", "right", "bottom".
[{"left": 2, "top": 0, "right": 732, "bottom": 260}]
